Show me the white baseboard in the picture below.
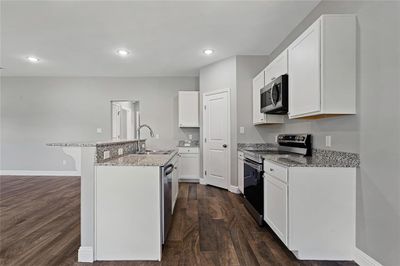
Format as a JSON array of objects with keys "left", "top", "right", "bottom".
[
  {"left": 228, "top": 185, "right": 241, "bottom": 194},
  {"left": 354, "top": 248, "right": 382, "bottom": 266},
  {"left": 199, "top": 178, "right": 207, "bottom": 185},
  {"left": 179, "top": 178, "right": 199, "bottom": 183},
  {"left": 78, "top": 246, "right": 94, "bottom": 263},
  {"left": 0, "top": 170, "right": 80, "bottom": 176}
]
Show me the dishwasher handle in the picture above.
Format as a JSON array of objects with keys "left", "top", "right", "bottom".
[{"left": 164, "top": 164, "right": 174, "bottom": 176}]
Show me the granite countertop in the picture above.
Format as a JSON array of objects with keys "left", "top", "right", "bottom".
[
  {"left": 260, "top": 149, "right": 360, "bottom": 168},
  {"left": 178, "top": 140, "right": 199, "bottom": 147},
  {"left": 96, "top": 150, "right": 178, "bottom": 167},
  {"left": 47, "top": 139, "right": 143, "bottom": 147},
  {"left": 239, "top": 143, "right": 360, "bottom": 168}
]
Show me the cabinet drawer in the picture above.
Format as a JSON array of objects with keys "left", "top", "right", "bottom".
[
  {"left": 178, "top": 147, "right": 199, "bottom": 154},
  {"left": 264, "top": 160, "right": 288, "bottom": 183}
]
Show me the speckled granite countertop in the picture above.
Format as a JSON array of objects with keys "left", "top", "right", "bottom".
[
  {"left": 47, "top": 139, "right": 143, "bottom": 147},
  {"left": 260, "top": 150, "right": 359, "bottom": 168},
  {"left": 96, "top": 150, "right": 178, "bottom": 167},
  {"left": 238, "top": 143, "right": 360, "bottom": 168}
]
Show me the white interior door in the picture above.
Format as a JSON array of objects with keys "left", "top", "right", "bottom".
[{"left": 203, "top": 89, "right": 230, "bottom": 189}]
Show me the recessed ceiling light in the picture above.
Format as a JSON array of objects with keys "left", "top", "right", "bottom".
[
  {"left": 26, "top": 56, "right": 40, "bottom": 63},
  {"left": 203, "top": 49, "right": 214, "bottom": 55},
  {"left": 116, "top": 49, "right": 130, "bottom": 57}
]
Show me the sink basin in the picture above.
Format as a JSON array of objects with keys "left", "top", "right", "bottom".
[{"left": 136, "top": 149, "right": 173, "bottom": 155}]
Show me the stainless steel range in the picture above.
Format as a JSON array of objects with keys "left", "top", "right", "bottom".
[{"left": 243, "top": 134, "right": 312, "bottom": 225}]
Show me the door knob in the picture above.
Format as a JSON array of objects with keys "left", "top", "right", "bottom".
[{"left": 222, "top": 144, "right": 227, "bottom": 148}]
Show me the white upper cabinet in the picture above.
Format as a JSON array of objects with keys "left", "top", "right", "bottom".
[
  {"left": 252, "top": 52, "right": 286, "bottom": 125},
  {"left": 178, "top": 91, "right": 199, "bottom": 127},
  {"left": 264, "top": 49, "right": 288, "bottom": 85},
  {"left": 288, "top": 15, "right": 356, "bottom": 119},
  {"left": 252, "top": 71, "right": 265, "bottom": 124}
]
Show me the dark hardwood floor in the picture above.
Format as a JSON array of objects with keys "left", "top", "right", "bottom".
[{"left": 0, "top": 176, "right": 357, "bottom": 266}]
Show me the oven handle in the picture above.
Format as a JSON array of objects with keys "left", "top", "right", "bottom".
[{"left": 244, "top": 159, "right": 263, "bottom": 171}]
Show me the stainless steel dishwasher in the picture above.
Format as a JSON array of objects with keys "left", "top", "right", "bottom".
[{"left": 160, "top": 156, "right": 177, "bottom": 244}]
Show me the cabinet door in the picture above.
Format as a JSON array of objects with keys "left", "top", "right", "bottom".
[
  {"left": 178, "top": 91, "right": 199, "bottom": 127},
  {"left": 252, "top": 71, "right": 265, "bottom": 124},
  {"left": 288, "top": 19, "right": 321, "bottom": 118},
  {"left": 238, "top": 158, "right": 244, "bottom": 193},
  {"left": 266, "top": 49, "right": 288, "bottom": 84},
  {"left": 178, "top": 153, "right": 200, "bottom": 180},
  {"left": 264, "top": 174, "right": 288, "bottom": 245}
]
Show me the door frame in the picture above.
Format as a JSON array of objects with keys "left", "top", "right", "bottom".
[{"left": 202, "top": 88, "right": 231, "bottom": 189}]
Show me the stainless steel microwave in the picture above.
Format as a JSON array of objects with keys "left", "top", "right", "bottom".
[{"left": 260, "top": 74, "right": 288, "bottom": 114}]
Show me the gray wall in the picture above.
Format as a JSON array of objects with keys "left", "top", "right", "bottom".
[
  {"left": 199, "top": 55, "right": 276, "bottom": 187},
  {"left": 199, "top": 56, "right": 237, "bottom": 186},
  {"left": 264, "top": 1, "right": 400, "bottom": 265},
  {"left": 0, "top": 77, "right": 199, "bottom": 171},
  {"left": 236, "top": 55, "right": 274, "bottom": 143}
]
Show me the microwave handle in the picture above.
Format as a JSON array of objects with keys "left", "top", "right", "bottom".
[{"left": 270, "top": 83, "right": 276, "bottom": 106}]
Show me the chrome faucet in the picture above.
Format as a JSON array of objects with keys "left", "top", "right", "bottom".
[{"left": 136, "top": 124, "right": 155, "bottom": 149}]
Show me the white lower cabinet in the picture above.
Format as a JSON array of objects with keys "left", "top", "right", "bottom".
[
  {"left": 264, "top": 174, "right": 288, "bottom": 245},
  {"left": 178, "top": 147, "right": 200, "bottom": 180},
  {"left": 237, "top": 151, "right": 244, "bottom": 193},
  {"left": 263, "top": 160, "right": 356, "bottom": 261}
]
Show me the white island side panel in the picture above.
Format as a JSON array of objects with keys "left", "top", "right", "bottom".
[{"left": 95, "top": 165, "right": 162, "bottom": 261}]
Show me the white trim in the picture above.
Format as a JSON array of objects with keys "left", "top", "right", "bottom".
[
  {"left": 199, "top": 178, "right": 207, "bottom": 185},
  {"left": 354, "top": 248, "right": 382, "bottom": 266},
  {"left": 78, "top": 246, "right": 94, "bottom": 263},
  {"left": 0, "top": 170, "right": 80, "bottom": 176},
  {"left": 228, "top": 185, "right": 241, "bottom": 194},
  {"left": 178, "top": 178, "right": 199, "bottom": 183},
  {"left": 203, "top": 87, "right": 231, "bottom": 97}
]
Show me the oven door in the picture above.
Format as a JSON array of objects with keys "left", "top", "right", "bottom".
[{"left": 243, "top": 159, "right": 264, "bottom": 221}]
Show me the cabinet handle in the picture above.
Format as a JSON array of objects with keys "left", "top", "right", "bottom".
[{"left": 270, "top": 168, "right": 274, "bottom": 171}]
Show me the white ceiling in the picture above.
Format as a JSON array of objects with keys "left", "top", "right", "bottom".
[{"left": 0, "top": 1, "right": 320, "bottom": 77}]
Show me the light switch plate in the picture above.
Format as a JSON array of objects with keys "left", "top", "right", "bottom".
[
  {"left": 104, "top": 150, "right": 110, "bottom": 159},
  {"left": 155, "top": 134, "right": 160, "bottom": 139},
  {"left": 239, "top": 127, "right": 245, "bottom": 134},
  {"left": 96, "top": 128, "right": 102, "bottom": 133},
  {"left": 326, "top": 136, "right": 332, "bottom": 147},
  {"left": 118, "top": 148, "right": 123, "bottom": 155},
  {"left": 188, "top": 134, "right": 193, "bottom": 140},
  {"left": 275, "top": 135, "right": 278, "bottom": 143}
]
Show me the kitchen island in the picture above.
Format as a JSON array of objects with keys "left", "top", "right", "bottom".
[{"left": 48, "top": 140, "right": 177, "bottom": 262}]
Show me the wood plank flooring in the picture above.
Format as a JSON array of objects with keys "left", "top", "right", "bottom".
[{"left": 0, "top": 176, "right": 357, "bottom": 266}]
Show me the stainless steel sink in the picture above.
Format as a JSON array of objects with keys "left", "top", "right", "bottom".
[{"left": 136, "top": 149, "right": 173, "bottom": 155}]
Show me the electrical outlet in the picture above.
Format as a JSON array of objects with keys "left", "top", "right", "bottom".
[
  {"left": 96, "top": 128, "right": 102, "bottom": 133},
  {"left": 104, "top": 150, "right": 110, "bottom": 159},
  {"left": 188, "top": 134, "right": 193, "bottom": 140},
  {"left": 62, "top": 160, "right": 67, "bottom": 165},
  {"left": 326, "top": 136, "right": 332, "bottom": 147},
  {"left": 118, "top": 148, "right": 123, "bottom": 155},
  {"left": 239, "top": 127, "right": 245, "bottom": 134}
]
